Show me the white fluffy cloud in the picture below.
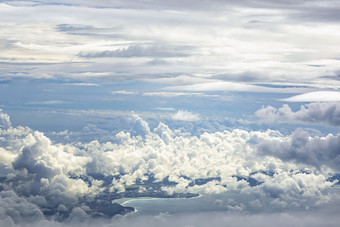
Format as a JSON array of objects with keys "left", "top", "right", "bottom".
[
  {"left": 255, "top": 102, "right": 340, "bottom": 126},
  {"left": 171, "top": 110, "right": 200, "bottom": 121},
  {"left": 0, "top": 110, "right": 11, "bottom": 129},
  {"left": 12, "top": 131, "right": 90, "bottom": 179}
]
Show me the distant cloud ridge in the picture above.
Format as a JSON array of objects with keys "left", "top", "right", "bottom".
[{"left": 255, "top": 102, "right": 340, "bottom": 126}]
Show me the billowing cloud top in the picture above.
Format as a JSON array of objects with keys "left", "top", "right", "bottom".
[
  {"left": 1, "top": 111, "right": 340, "bottom": 226},
  {"left": 255, "top": 102, "right": 340, "bottom": 126}
]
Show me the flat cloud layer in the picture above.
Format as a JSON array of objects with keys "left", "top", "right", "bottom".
[
  {"left": 1, "top": 111, "right": 339, "bottom": 226},
  {"left": 1, "top": 0, "right": 340, "bottom": 91},
  {"left": 282, "top": 91, "right": 340, "bottom": 102}
]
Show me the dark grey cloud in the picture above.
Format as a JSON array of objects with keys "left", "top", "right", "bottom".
[
  {"left": 0, "top": 190, "right": 44, "bottom": 224},
  {"left": 257, "top": 128, "right": 340, "bottom": 170}
]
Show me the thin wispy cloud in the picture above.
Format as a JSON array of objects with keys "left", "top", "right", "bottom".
[
  {"left": 111, "top": 90, "right": 138, "bottom": 95},
  {"left": 166, "top": 82, "right": 315, "bottom": 93},
  {"left": 0, "top": 0, "right": 340, "bottom": 90},
  {"left": 26, "top": 100, "right": 66, "bottom": 105},
  {"left": 63, "top": 83, "right": 100, "bottom": 87},
  {"left": 281, "top": 91, "right": 340, "bottom": 102}
]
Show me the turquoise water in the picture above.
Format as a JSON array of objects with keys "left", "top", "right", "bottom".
[
  {"left": 115, "top": 186, "right": 340, "bottom": 217},
  {"left": 115, "top": 194, "right": 234, "bottom": 216}
]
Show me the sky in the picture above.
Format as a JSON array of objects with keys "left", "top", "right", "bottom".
[{"left": 1, "top": 0, "right": 340, "bottom": 226}]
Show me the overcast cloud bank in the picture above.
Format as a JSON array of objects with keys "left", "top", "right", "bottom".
[{"left": 1, "top": 0, "right": 340, "bottom": 91}]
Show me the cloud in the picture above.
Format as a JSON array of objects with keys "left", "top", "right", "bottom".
[
  {"left": 1, "top": 0, "right": 340, "bottom": 90},
  {"left": 165, "top": 82, "right": 313, "bottom": 93},
  {"left": 154, "top": 107, "right": 176, "bottom": 111},
  {"left": 93, "top": 209, "right": 340, "bottom": 227},
  {"left": 63, "top": 83, "right": 100, "bottom": 87},
  {"left": 255, "top": 102, "right": 340, "bottom": 126},
  {"left": 1, "top": 112, "right": 340, "bottom": 225},
  {"left": 142, "top": 92, "right": 212, "bottom": 97},
  {"left": 12, "top": 131, "right": 90, "bottom": 179},
  {"left": 0, "top": 110, "right": 12, "bottom": 129},
  {"left": 7, "top": 204, "right": 340, "bottom": 227},
  {"left": 171, "top": 110, "right": 200, "bottom": 121},
  {"left": 26, "top": 100, "right": 66, "bottom": 105},
  {"left": 2, "top": 0, "right": 340, "bottom": 225},
  {"left": 111, "top": 90, "right": 138, "bottom": 95},
  {"left": 0, "top": 190, "right": 44, "bottom": 224},
  {"left": 257, "top": 128, "right": 340, "bottom": 170},
  {"left": 56, "top": 24, "right": 94, "bottom": 32},
  {"left": 281, "top": 91, "right": 340, "bottom": 102},
  {"left": 6, "top": 0, "right": 340, "bottom": 16},
  {"left": 112, "top": 91, "right": 214, "bottom": 97}
]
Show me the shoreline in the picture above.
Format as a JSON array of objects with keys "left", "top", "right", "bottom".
[
  {"left": 117, "top": 193, "right": 202, "bottom": 206},
  {"left": 117, "top": 194, "right": 203, "bottom": 216}
]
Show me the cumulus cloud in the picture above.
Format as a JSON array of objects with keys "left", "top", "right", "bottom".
[
  {"left": 257, "top": 128, "right": 340, "bottom": 170},
  {"left": 1, "top": 111, "right": 340, "bottom": 225},
  {"left": 171, "top": 110, "right": 200, "bottom": 121},
  {"left": 255, "top": 102, "right": 340, "bottom": 126},
  {"left": 12, "top": 131, "right": 90, "bottom": 179},
  {"left": 0, "top": 110, "right": 11, "bottom": 129},
  {"left": 0, "top": 190, "right": 44, "bottom": 224}
]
